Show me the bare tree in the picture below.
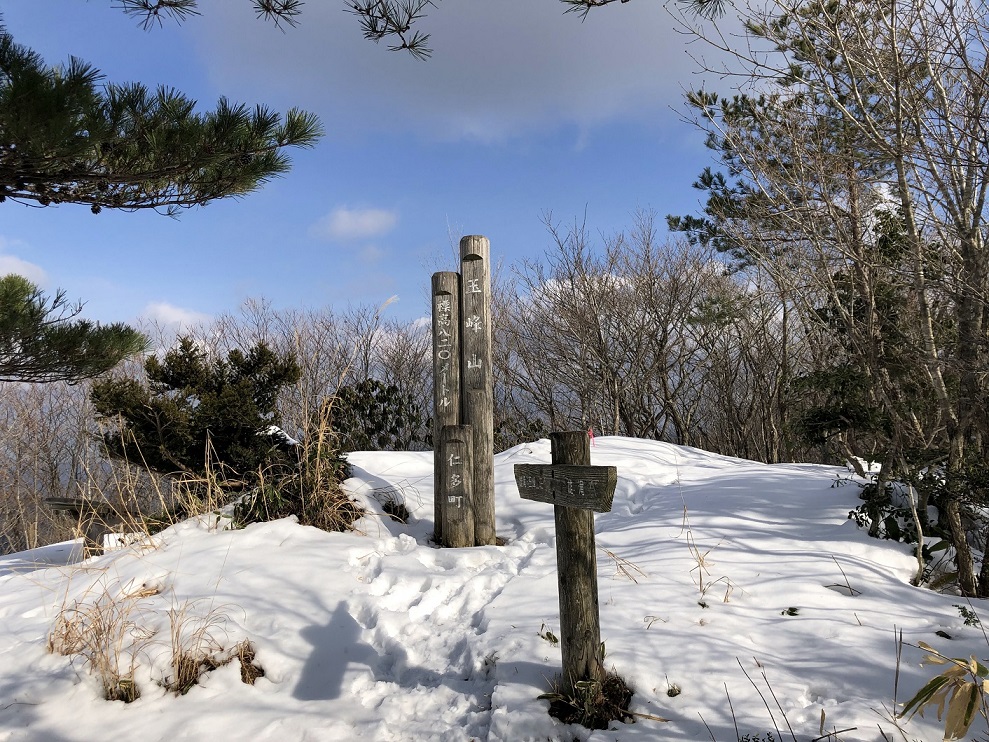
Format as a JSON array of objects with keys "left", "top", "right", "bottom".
[
  {"left": 673, "top": 0, "right": 989, "bottom": 593},
  {"left": 498, "top": 210, "right": 804, "bottom": 459}
]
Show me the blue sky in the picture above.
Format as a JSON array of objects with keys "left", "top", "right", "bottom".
[{"left": 2, "top": 2, "right": 720, "bottom": 329}]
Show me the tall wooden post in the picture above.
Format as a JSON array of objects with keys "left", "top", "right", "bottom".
[
  {"left": 439, "top": 425, "right": 474, "bottom": 547},
  {"left": 460, "top": 236, "right": 496, "bottom": 546},
  {"left": 431, "top": 272, "right": 462, "bottom": 544},
  {"left": 551, "top": 431, "right": 606, "bottom": 697}
]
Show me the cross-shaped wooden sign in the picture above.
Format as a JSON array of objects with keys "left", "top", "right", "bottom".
[
  {"left": 514, "top": 464, "right": 617, "bottom": 512},
  {"left": 514, "top": 432, "right": 618, "bottom": 699}
]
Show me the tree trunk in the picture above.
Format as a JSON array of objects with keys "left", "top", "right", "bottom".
[{"left": 944, "top": 495, "right": 977, "bottom": 597}]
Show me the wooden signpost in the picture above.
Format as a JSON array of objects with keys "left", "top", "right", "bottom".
[
  {"left": 514, "top": 465, "right": 616, "bottom": 512},
  {"left": 431, "top": 272, "right": 462, "bottom": 545},
  {"left": 514, "top": 431, "right": 618, "bottom": 698},
  {"left": 460, "top": 236, "right": 496, "bottom": 546},
  {"left": 431, "top": 236, "right": 496, "bottom": 548}
]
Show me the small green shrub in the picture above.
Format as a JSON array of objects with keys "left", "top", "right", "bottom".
[
  {"left": 847, "top": 478, "right": 919, "bottom": 544},
  {"left": 955, "top": 604, "right": 982, "bottom": 628},
  {"left": 91, "top": 337, "right": 302, "bottom": 497},
  {"left": 329, "top": 378, "right": 429, "bottom": 453}
]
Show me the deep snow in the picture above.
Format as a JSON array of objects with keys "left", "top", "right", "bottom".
[{"left": 0, "top": 437, "right": 980, "bottom": 741}]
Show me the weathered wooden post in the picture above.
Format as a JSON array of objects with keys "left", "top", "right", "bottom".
[
  {"left": 514, "top": 431, "right": 617, "bottom": 698},
  {"left": 431, "top": 272, "right": 462, "bottom": 544},
  {"left": 439, "top": 424, "right": 475, "bottom": 547},
  {"left": 460, "top": 235, "right": 496, "bottom": 546}
]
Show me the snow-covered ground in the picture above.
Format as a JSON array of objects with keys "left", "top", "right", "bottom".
[{"left": 0, "top": 437, "right": 980, "bottom": 741}]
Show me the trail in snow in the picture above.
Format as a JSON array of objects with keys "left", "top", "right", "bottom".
[
  {"left": 0, "top": 438, "right": 967, "bottom": 741},
  {"left": 342, "top": 534, "right": 540, "bottom": 741}
]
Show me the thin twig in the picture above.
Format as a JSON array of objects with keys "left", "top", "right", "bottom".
[
  {"left": 827, "top": 555, "right": 862, "bottom": 596},
  {"left": 893, "top": 627, "right": 902, "bottom": 707},
  {"left": 964, "top": 597, "right": 989, "bottom": 647},
  {"left": 725, "top": 682, "right": 741, "bottom": 742},
  {"left": 737, "top": 657, "right": 783, "bottom": 741},
  {"left": 599, "top": 546, "right": 648, "bottom": 582},
  {"left": 761, "top": 668, "right": 797, "bottom": 740},
  {"left": 810, "top": 727, "right": 858, "bottom": 741}
]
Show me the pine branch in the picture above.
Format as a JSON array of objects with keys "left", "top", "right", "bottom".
[
  {"left": 0, "top": 29, "right": 323, "bottom": 214},
  {"left": 0, "top": 276, "right": 148, "bottom": 384},
  {"left": 116, "top": 0, "right": 201, "bottom": 30},
  {"left": 560, "top": 0, "right": 724, "bottom": 20},
  {"left": 254, "top": 0, "right": 305, "bottom": 28},
  {"left": 117, "top": 0, "right": 306, "bottom": 30},
  {"left": 347, "top": 0, "right": 436, "bottom": 60},
  {"left": 117, "top": 0, "right": 729, "bottom": 60},
  {"left": 560, "top": 0, "right": 631, "bottom": 19}
]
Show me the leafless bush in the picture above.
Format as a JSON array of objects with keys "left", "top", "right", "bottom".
[{"left": 497, "top": 210, "right": 811, "bottom": 462}]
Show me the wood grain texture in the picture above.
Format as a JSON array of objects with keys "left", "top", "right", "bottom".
[
  {"left": 550, "top": 431, "right": 606, "bottom": 696},
  {"left": 439, "top": 424, "right": 474, "bottom": 548},
  {"left": 460, "top": 236, "right": 496, "bottom": 546},
  {"left": 431, "top": 271, "right": 461, "bottom": 544},
  {"left": 514, "top": 464, "right": 617, "bottom": 512}
]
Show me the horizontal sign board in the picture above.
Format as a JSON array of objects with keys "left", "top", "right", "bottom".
[{"left": 514, "top": 464, "right": 617, "bottom": 513}]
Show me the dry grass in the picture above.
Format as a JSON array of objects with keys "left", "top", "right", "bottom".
[
  {"left": 677, "top": 505, "right": 736, "bottom": 605},
  {"left": 160, "top": 600, "right": 228, "bottom": 695},
  {"left": 163, "top": 638, "right": 266, "bottom": 692},
  {"left": 32, "top": 402, "right": 364, "bottom": 563},
  {"left": 54, "top": 433, "right": 278, "bottom": 559},
  {"left": 600, "top": 546, "right": 647, "bottom": 583},
  {"left": 233, "top": 401, "right": 364, "bottom": 533},
  {"left": 48, "top": 578, "right": 264, "bottom": 702},
  {"left": 295, "top": 396, "right": 364, "bottom": 532},
  {"left": 48, "top": 581, "right": 157, "bottom": 703},
  {"left": 0, "top": 300, "right": 414, "bottom": 557},
  {"left": 235, "top": 640, "right": 265, "bottom": 684}
]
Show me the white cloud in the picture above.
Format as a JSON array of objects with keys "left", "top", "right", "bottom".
[
  {"left": 140, "top": 302, "right": 212, "bottom": 333},
  {"left": 358, "top": 244, "right": 386, "bottom": 264},
  {"left": 0, "top": 236, "right": 47, "bottom": 285},
  {"left": 309, "top": 207, "right": 399, "bottom": 242},
  {"left": 0, "top": 255, "right": 47, "bottom": 285},
  {"left": 189, "top": 1, "right": 730, "bottom": 143}
]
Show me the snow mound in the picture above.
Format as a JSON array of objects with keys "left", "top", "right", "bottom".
[{"left": 0, "top": 437, "right": 966, "bottom": 740}]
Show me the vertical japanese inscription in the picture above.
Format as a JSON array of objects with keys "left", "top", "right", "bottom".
[
  {"left": 431, "top": 272, "right": 461, "bottom": 545},
  {"left": 460, "top": 236, "right": 496, "bottom": 546},
  {"left": 440, "top": 424, "right": 474, "bottom": 547}
]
